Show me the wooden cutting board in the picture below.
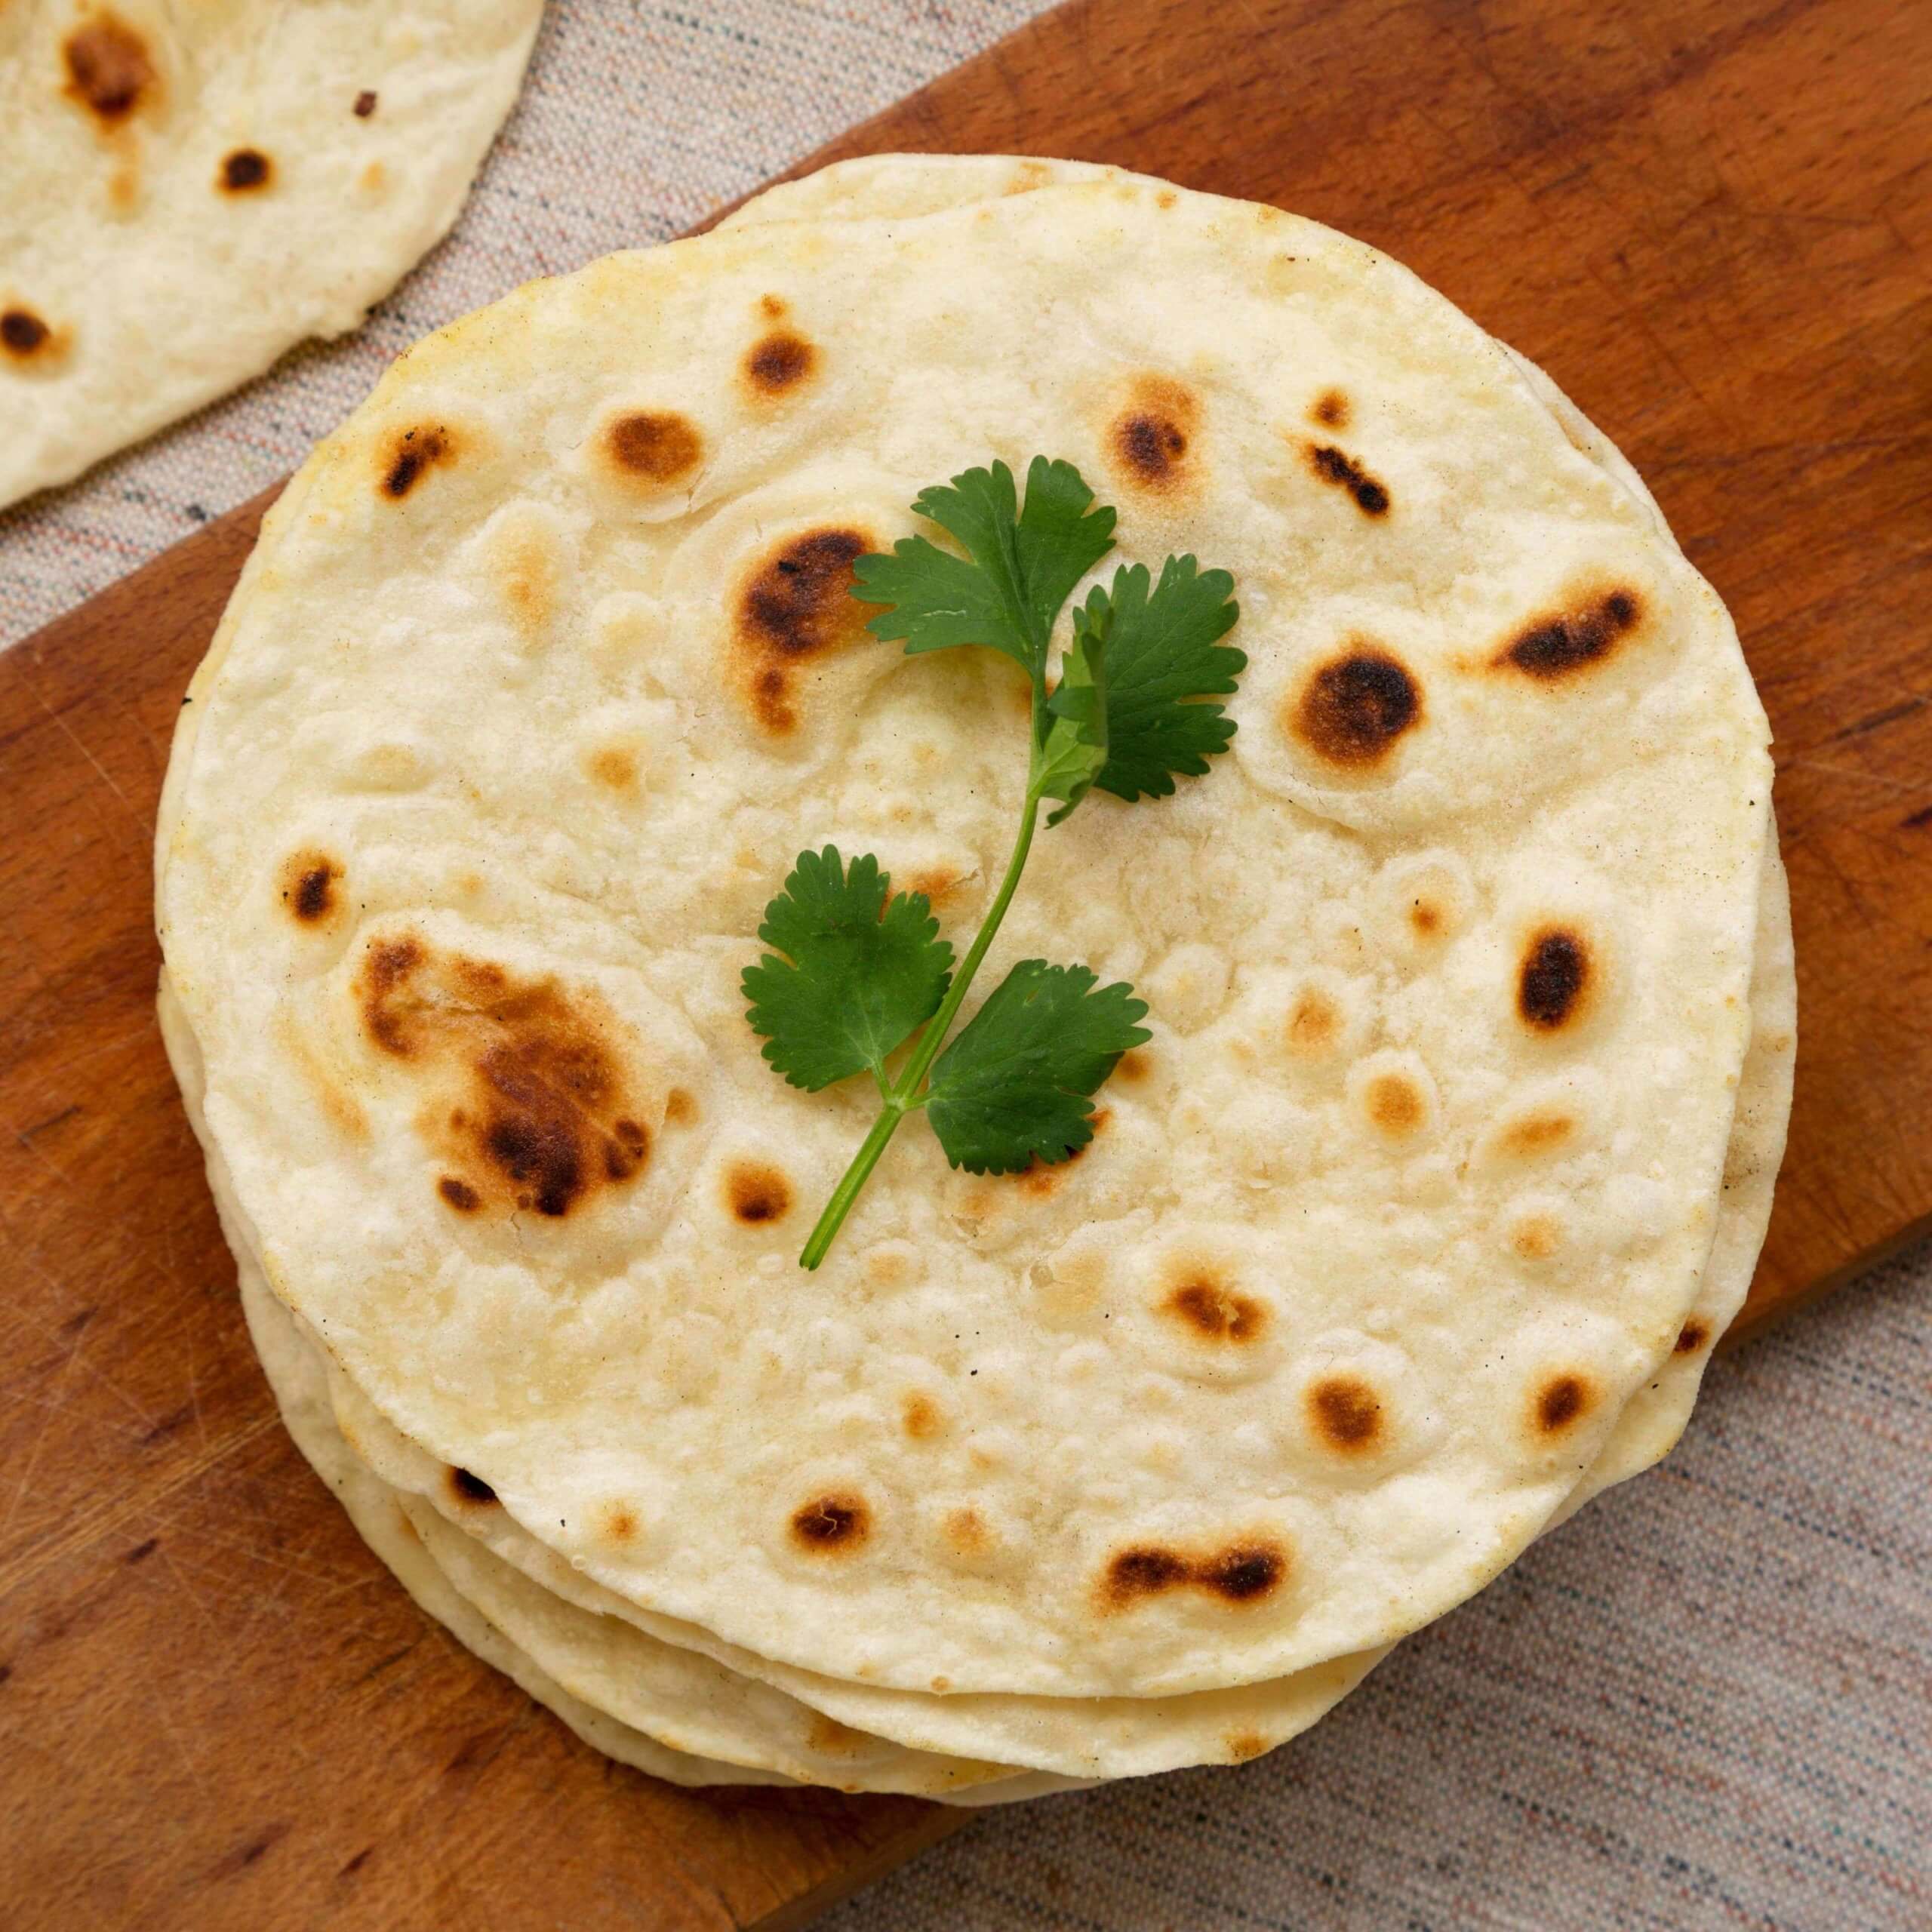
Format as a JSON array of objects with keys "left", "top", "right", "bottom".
[{"left": 2, "top": 0, "right": 1927, "bottom": 1926}]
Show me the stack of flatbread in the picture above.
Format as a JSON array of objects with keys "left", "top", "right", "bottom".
[{"left": 155, "top": 157, "right": 1794, "bottom": 1801}]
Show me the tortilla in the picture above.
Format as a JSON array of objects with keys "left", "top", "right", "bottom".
[
  {"left": 718, "top": 152, "right": 1796, "bottom": 1531},
  {"left": 0, "top": 0, "right": 543, "bottom": 509},
  {"left": 157, "top": 168, "right": 1774, "bottom": 1705},
  {"left": 164, "top": 808, "right": 1786, "bottom": 1789},
  {"left": 236, "top": 1240, "right": 796, "bottom": 1789},
  {"left": 279, "top": 830, "right": 1791, "bottom": 1782}
]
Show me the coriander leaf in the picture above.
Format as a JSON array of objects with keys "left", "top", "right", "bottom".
[
  {"left": 1087, "top": 556, "right": 1244, "bottom": 801},
  {"left": 924, "top": 960, "right": 1150, "bottom": 1174},
  {"left": 1036, "top": 604, "right": 1109, "bottom": 826},
  {"left": 1001, "top": 457, "right": 1119, "bottom": 653},
  {"left": 743, "top": 847, "right": 952, "bottom": 1092},
  {"left": 850, "top": 532, "right": 1019, "bottom": 669},
  {"left": 852, "top": 458, "right": 1115, "bottom": 675}
]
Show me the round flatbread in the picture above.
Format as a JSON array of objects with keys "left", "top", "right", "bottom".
[
  {"left": 158, "top": 168, "right": 1774, "bottom": 1702},
  {"left": 165, "top": 810, "right": 1786, "bottom": 1790}
]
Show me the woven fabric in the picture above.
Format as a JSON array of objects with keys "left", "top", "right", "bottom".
[{"left": 3, "top": 5, "right": 1925, "bottom": 1927}]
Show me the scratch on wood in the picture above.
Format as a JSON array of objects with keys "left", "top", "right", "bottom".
[
  {"left": 212, "top": 1820, "right": 291, "bottom": 1880},
  {"left": 0, "top": 1413, "right": 281, "bottom": 1597},
  {"left": 355, "top": 1640, "right": 422, "bottom": 1686},
  {"left": 142, "top": 1401, "right": 197, "bottom": 1445},
  {"left": 1777, "top": 754, "right": 1927, "bottom": 800},
  {"left": 0, "top": 1325, "right": 94, "bottom": 1543},
  {"left": 1832, "top": 695, "right": 1928, "bottom": 741},
  {"left": 29, "top": 682, "right": 146, "bottom": 834}
]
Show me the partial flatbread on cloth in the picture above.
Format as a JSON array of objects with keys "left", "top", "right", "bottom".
[
  {"left": 0, "top": 0, "right": 544, "bottom": 509},
  {"left": 157, "top": 161, "right": 1777, "bottom": 1752}
]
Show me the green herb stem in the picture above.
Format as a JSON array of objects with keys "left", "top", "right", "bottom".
[
  {"left": 798, "top": 756, "right": 1047, "bottom": 1268},
  {"left": 895, "top": 785, "right": 1041, "bottom": 1100},
  {"left": 798, "top": 1099, "right": 914, "bottom": 1271}
]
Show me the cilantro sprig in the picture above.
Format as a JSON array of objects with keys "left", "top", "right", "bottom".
[{"left": 742, "top": 457, "right": 1244, "bottom": 1269}]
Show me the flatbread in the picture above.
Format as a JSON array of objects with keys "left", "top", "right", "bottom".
[
  {"left": 165, "top": 809, "right": 1787, "bottom": 1789},
  {"left": 721, "top": 152, "right": 1798, "bottom": 1532},
  {"left": 176, "top": 964, "right": 1080, "bottom": 1801},
  {"left": 158, "top": 168, "right": 1773, "bottom": 1703},
  {"left": 162, "top": 158, "right": 1789, "bottom": 1791},
  {"left": 0, "top": 0, "right": 543, "bottom": 509},
  {"left": 250, "top": 825, "right": 1789, "bottom": 1783}
]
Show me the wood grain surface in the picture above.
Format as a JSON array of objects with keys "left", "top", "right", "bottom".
[{"left": 2, "top": 0, "right": 1927, "bottom": 1926}]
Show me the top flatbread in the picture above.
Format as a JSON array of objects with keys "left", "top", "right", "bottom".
[
  {"left": 157, "top": 168, "right": 1773, "bottom": 1698},
  {"left": 721, "top": 151, "right": 1796, "bottom": 1534}
]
